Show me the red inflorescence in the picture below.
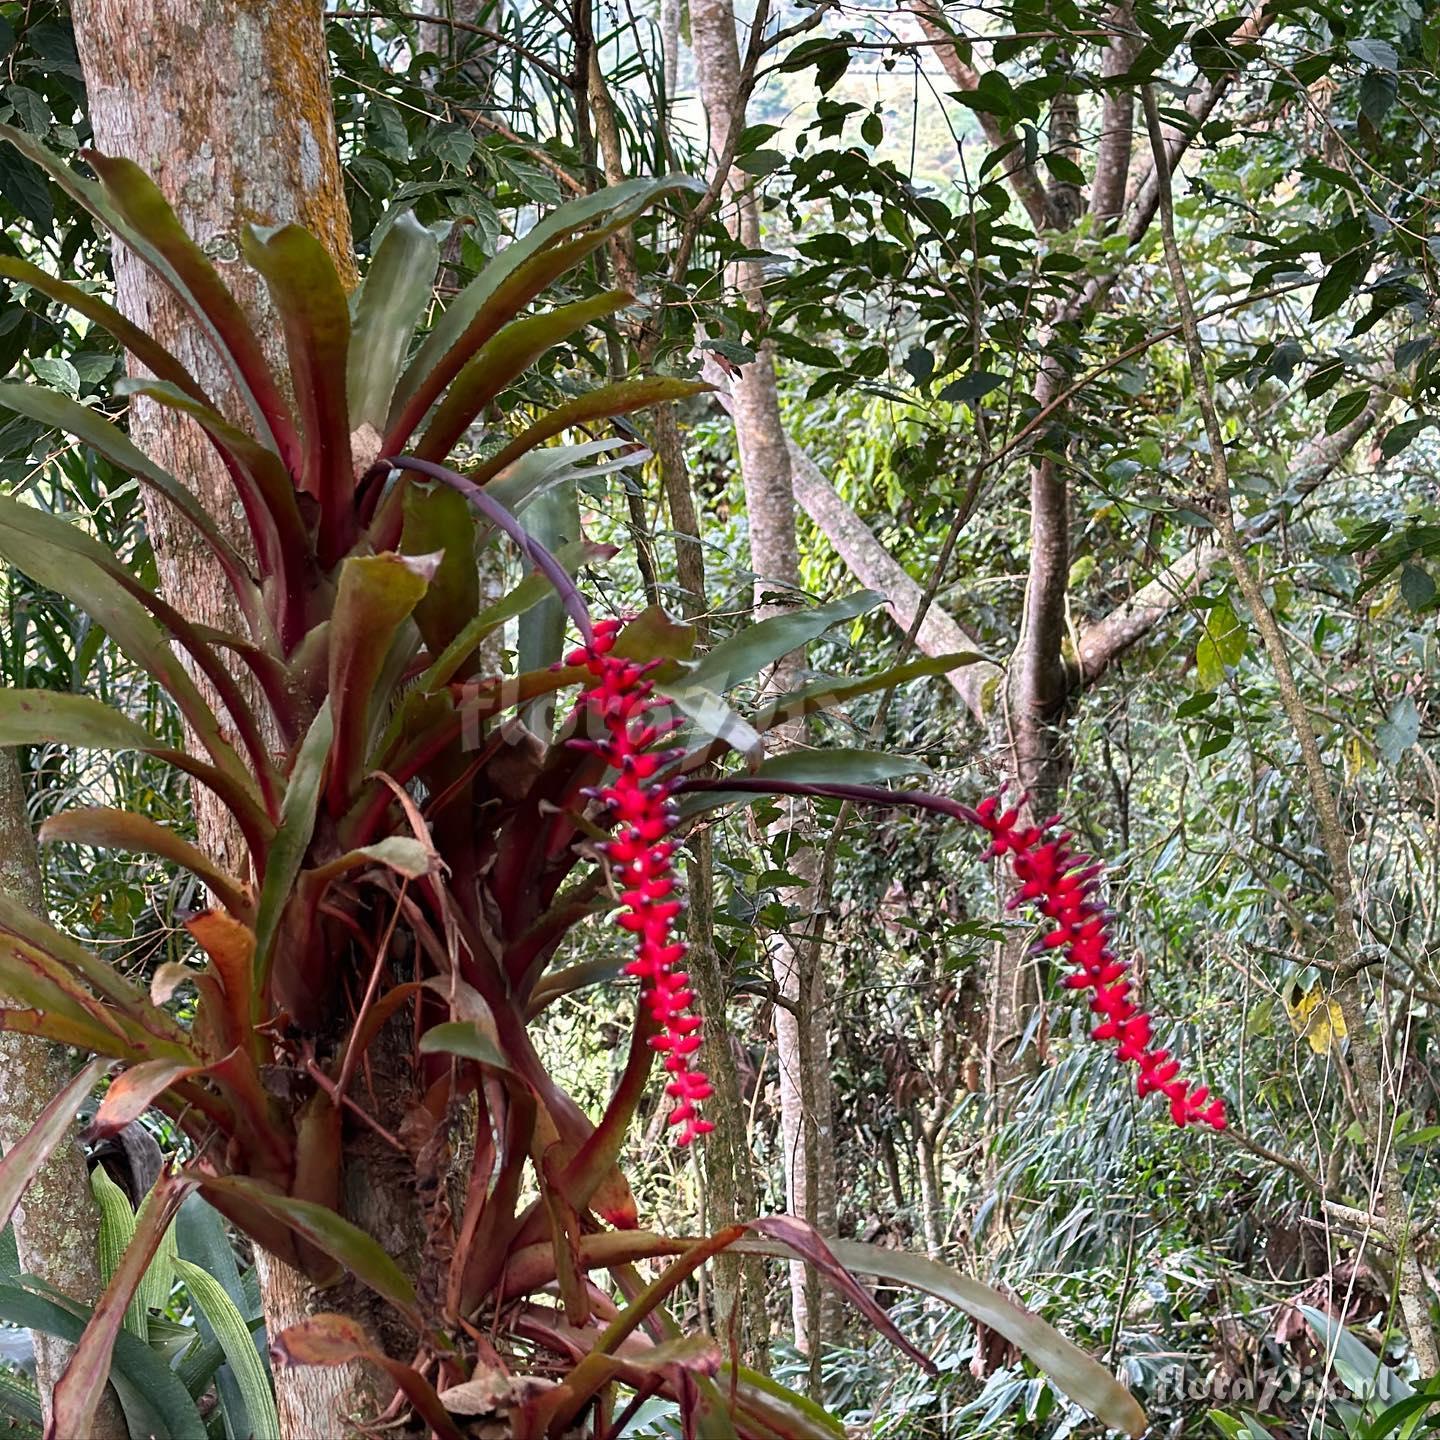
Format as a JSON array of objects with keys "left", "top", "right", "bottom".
[
  {"left": 970, "top": 793, "right": 1226, "bottom": 1130},
  {"left": 568, "top": 619, "right": 714, "bottom": 1144}
]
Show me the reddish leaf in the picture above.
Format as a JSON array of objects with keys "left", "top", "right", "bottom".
[
  {"left": 86, "top": 1058, "right": 209, "bottom": 1140},
  {"left": 0, "top": 1058, "right": 105, "bottom": 1234},
  {"left": 465, "top": 378, "right": 712, "bottom": 488},
  {"left": 183, "top": 910, "right": 259, "bottom": 1059},
  {"left": 48, "top": 1174, "right": 194, "bottom": 1440},
  {"left": 84, "top": 150, "right": 301, "bottom": 471},
  {"left": 241, "top": 224, "right": 354, "bottom": 564},
  {"left": 40, "top": 808, "right": 251, "bottom": 920},
  {"left": 272, "top": 1315, "right": 465, "bottom": 1440}
]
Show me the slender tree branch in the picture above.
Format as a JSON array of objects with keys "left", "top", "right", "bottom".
[{"left": 1141, "top": 81, "right": 1437, "bottom": 1378}]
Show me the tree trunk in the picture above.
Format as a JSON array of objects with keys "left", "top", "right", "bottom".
[
  {"left": 0, "top": 751, "right": 126, "bottom": 1438},
  {"left": 69, "top": 4, "right": 394, "bottom": 1431},
  {"left": 689, "top": 0, "right": 840, "bottom": 1355}
]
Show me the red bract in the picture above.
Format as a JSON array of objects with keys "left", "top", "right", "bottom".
[
  {"left": 569, "top": 619, "right": 713, "bottom": 1144},
  {"left": 973, "top": 793, "right": 1226, "bottom": 1131}
]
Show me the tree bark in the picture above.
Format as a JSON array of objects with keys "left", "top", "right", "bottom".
[
  {"left": 690, "top": 0, "right": 839, "bottom": 1355},
  {"left": 0, "top": 752, "right": 126, "bottom": 1438},
  {"left": 70, "top": 4, "right": 391, "bottom": 1431}
]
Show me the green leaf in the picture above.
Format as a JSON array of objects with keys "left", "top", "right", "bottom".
[
  {"left": 1043, "top": 152, "right": 1086, "bottom": 185},
  {"left": 1381, "top": 416, "right": 1434, "bottom": 458},
  {"left": 1195, "top": 601, "right": 1245, "bottom": 689},
  {"left": 1377, "top": 696, "right": 1420, "bottom": 764},
  {"left": 1310, "top": 252, "right": 1366, "bottom": 322},
  {"left": 0, "top": 689, "right": 156, "bottom": 753},
  {"left": 253, "top": 701, "right": 332, "bottom": 995},
  {"left": 197, "top": 1179, "right": 419, "bottom": 1324},
  {"left": 741, "top": 1238, "right": 1149, "bottom": 1436},
  {"left": 327, "top": 552, "right": 436, "bottom": 810},
  {"left": 174, "top": 1259, "right": 280, "bottom": 1440},
  {"left": 1325, "top": 389, "right": 1370, "bottom": 434},
  {"left": 348, "top": 210, "right": 443, "bottom": 431},
  {"left": 1347, "top": 38, "right": 1398, "bottom": 71},
  {"left": 686, "top": 591, "right": 883, "bottom": 696},
  {"left": 1400, "top": 564, "right": 1436, "bottom": 612},
  {"left": 418, "top": 1021, "right": 513, "bottom": 1071},
  {"left": 0, "top": 1282, "right": 206, "bottom": 1439},
  {"left": 389, "top": 175, "right": 701, "bottom": 441},
  {"left": 176, "top": 1194, "right": 273, "bottom": 1430},
  {"left": 414, "top": 288, "right": 633, "bottom": 464}
]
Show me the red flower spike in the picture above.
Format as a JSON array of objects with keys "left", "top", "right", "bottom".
[
  {"left": 575, "top": 620, "right": 711, "bottom": 1145},
  {"left": 967, "top": 793, "right": 1226, "bottom": 1132}
]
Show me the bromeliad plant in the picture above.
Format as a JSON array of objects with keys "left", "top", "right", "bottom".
[{"left": 0, "top": 127, "right": 1214, "bottom": 1438}]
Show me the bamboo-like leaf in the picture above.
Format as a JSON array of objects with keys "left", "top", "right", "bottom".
[
  {"left": 327, "top": 553, "right": 436, "bottom": 813},
  {"left": 39, "top": 808, "right": 251, "bottom": 919},
  {"left": 413, "top": 289, "right": 633, "bottom": 463},
  {"left": 50, "top": 1174, "right": 195, "bottom": 1440},
  {"left": 271, "top": 1316, "right": 464, "bottom": 1440},
  {"left": 197, "top": 1178, "right": 419, "bottom": 1325},
  {"left": 0, "top": 256, "right": 209, "bottom": 405},
  {"left": 90, "top": 1168, "right": 145, "bottom": 1339},
  {"left": 175, "top": 1193, "right": 273, "bottom": 1423},
  {"left": 0, "top": 1058, "right": 104, "bottom": 1238},
  {"left": 173, "top": 1259, "right": 280, "bottom": 1440},
  {"left": 83, "top": 150, "right": 301, "bottom": 470},
  {"left": 464, "top": 377, "right": 712, "bottom": 488},
  {"left": 348, "top": 210, "right": 443, "bottom": 430},
  {"left": 0, "top": 1281, "right": 205, "bottom": 1440},
  {"left": 387, "top": 175, "right": 701, "bottom": 444},
  {"left": 242, "top": 224, "right": 353, "bottom": 563}
]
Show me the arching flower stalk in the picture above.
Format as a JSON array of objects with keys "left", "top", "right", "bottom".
[
  {"left": 974, "top": 794, "right": 1227, "bottom": 1130},
  {"left": 570, "top": 619, "right": 714, "bottom": 1143}
]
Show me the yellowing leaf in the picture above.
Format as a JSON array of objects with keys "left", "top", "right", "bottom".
[{"left": 1285, "top": 985, "right": 1347, "bottom": 1054}]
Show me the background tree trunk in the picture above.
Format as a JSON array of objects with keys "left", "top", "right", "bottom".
[
  {"left": 0, "top": 751, "right": 125, "bottom": 1438},
  {"left": 70, "top": 4, "right": 390, "bottom": 1431},
  {"left": 689, "top": 0, "right": 840, "bottom": 1356}
]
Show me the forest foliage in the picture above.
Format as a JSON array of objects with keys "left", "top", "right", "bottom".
[{"left": 0, "top": 0, "right": 1436, "bottom": 1436}]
